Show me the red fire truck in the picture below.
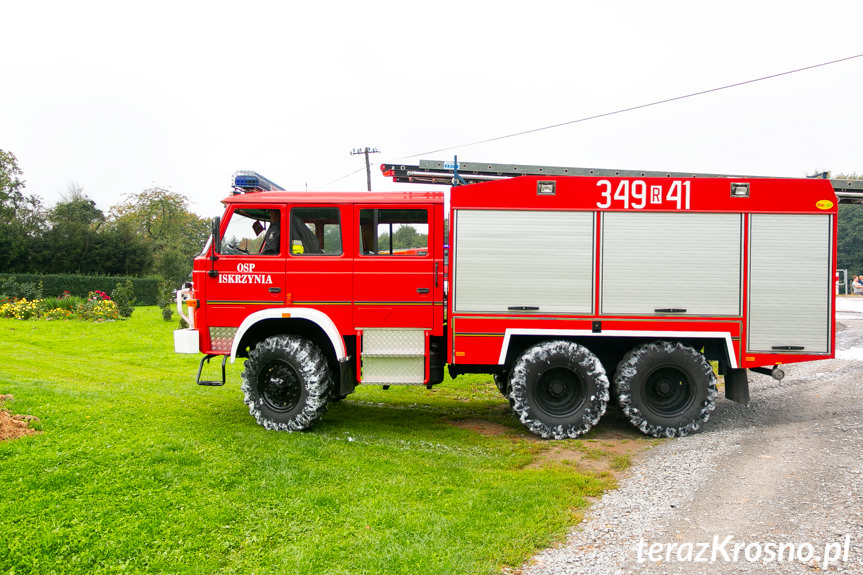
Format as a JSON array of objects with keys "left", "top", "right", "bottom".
[{"left": 174, "top": 161, "right": 863, "bottom": 439}]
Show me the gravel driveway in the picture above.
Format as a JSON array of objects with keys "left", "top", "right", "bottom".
[{"left": 521, "top": 297, "right": 863, "bottom": 574}]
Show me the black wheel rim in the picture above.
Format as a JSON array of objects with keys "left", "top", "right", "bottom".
[
  {"left": 533, "top": 366, "right": 586, "bottom": 417},
  {"left": 259, "top": 360, "right": 302, "bottom": 413},
  {"left": 641, "top": 365, "right": 694, "bottom": 417}
]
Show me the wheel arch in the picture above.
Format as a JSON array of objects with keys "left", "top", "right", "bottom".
[{"left": 230, "top": 308, "right": 346, "bottom": 371}]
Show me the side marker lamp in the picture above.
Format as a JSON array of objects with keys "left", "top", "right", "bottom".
[{"left": 730, "top": 182, "right": 750, "bottom": 198}]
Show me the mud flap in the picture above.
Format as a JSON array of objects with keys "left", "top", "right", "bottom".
[
  {"left": 338, "top": 356, "right": 356, "bottom": 396},
  {"left": 724, "top": 368, "right": 750, "bottom": 405}
]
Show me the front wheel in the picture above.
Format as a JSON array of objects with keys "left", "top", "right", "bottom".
[
  {"left": 614, "top": 341, "right": 717, "bottom": 438},
  {"left": 508, "top": 340, "right": 609, "bottom": 439},
  {"left": 241, "top": 335, "right": 332, "bottom": 431}
]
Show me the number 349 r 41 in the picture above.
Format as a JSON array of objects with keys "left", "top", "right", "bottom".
[{"left": 596, "top": 179, "right": 691, "bottom": 210}]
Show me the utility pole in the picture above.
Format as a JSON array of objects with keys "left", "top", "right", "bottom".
[{"left": 350, "top": 147, "right": 380, "bottom": 191}]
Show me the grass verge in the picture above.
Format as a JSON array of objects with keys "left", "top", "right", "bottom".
[{"left": 0, "top": 308, "right": 654, "bottom": 574}]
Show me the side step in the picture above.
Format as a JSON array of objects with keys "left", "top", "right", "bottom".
[
  {"left": 196, "top": 354, "right": 227, "bottom": 386},
  {"left": 360, "top": 329, "right": 426, "bottom": 385}
]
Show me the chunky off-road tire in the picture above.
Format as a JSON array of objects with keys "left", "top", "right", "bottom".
[
  {"left": 508, "top": 340, "right": 609, "bottom": 439},
  {"left": 241, "top": 335, "right": 332, "bottom": 431},
  {"left": 614, "top": 341, "right": 717, "bottom": 438},
  {"left": 493, "top": 373, "right": 508, "bottom": 396}
]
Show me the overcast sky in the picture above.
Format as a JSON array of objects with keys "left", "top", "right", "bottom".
[{"left": 2, "top": 1, "right": 861, "bottom": 218}]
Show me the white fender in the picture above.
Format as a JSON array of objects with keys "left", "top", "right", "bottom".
[{"left": 230, "top": 307, "right": 347, "bottom": 363}]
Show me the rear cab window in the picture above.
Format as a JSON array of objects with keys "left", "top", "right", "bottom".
[{"left": 359, "top": 208, "right": 428, "bottom": 256}]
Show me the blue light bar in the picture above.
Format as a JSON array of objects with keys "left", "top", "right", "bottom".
[{"left": 231, "top": 171, "right": 285, "bottom": 193}]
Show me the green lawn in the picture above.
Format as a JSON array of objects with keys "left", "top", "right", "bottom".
[{"left": 0, "top": 308, "right": 629, "bottom": 574}]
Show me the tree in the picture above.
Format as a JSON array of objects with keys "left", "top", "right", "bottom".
[
  {"left": 377, "top": 225, "right": 428, "bottom": 252},
  {"left": 39, "top": 184, "right": 106, "bottom": 274},
  {"left": 836, "top": 173, "right": 863, "bottom": 275},
  {"left": 110, "top": 187, "right": 209, "bottom": 285},
  {"left": 93, "top": 221, "right": 153, "bottom": 277},
  {"left": 0, "top": 150, "right": 25, "bottom": 200},
  {"left": 0, "top": 150, "right": 45, "bottom": 273}
]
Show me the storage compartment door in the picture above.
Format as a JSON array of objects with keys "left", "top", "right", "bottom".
[
  {"left": 454, "top": 210, "right": 594, "bottom": 314},
  {"left": 747, "top": 213, "right": 831, "bottom": 354},
  {"left": 601, "top": 212, "right": 742, "bottom": 315}
]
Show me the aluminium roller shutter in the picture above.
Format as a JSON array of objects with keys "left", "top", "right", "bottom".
[
  {"left": 601, "top": 212, "right": 742, "bottom": 316},
  {"left": 454, "top": 209, "right": 594, "bottom": 314},
  {"left": 747, "top": 213, "right": 831, "bottom": 354}
]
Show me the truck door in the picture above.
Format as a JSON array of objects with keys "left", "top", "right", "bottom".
[
  {"left": 283, "top": 205, "right": 353, "bottom": 333},
  {"left": 202, "top": 205, "right": 286, "bottom": 354},
  {"left": 352, "top": 205, "right": 436, "bottom": 329}
]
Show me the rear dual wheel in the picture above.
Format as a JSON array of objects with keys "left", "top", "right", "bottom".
[
  {"left": 508, "top": 341, "right": 609, "bottom": 439},
  {"left": 614, "top": 341, "right": 717, "bottom": 438}
]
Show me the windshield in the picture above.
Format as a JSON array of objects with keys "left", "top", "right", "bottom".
[{"left": 220, "top": 209, "right": 281, "bottom": 256}]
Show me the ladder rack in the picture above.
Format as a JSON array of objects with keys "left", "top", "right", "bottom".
[{"left": 380, "top": 159, "right": 863, "bottom": 203}]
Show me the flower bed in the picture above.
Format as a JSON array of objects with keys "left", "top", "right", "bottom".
[{"left": 0, "top": 291, "right": 120, "bottom": 321}]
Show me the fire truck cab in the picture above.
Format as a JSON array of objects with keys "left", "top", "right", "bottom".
[
  {"left": 175, "top": 177, "right": 447, "bottom": 431},
  {"left": 176, "top": 166, "right": 841, "bottom": 439}
]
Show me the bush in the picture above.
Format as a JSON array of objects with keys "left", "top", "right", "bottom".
[
  {"left": 38, "top": 297, "right": 78, "bottom": 313},
  {"left": 112, "top": 279, "right": 136, "bottom": 318},
  {"left": 0, "top": 276, "right": 43, "bottom": 300},
  {"left": 0, "top": 293, "right": 119, "bottom": 322},
  {"left": 157, "top": 280, "right": 175, "bottom": 322},
  {"left": 0, "top": 298, "right": 42, "bottom": 320},
  {"left": 0, "top": 273, "right": 158, "bottom": 305},
  {"left": 77, "top": 292, "right": 120, "bottom": 321}
]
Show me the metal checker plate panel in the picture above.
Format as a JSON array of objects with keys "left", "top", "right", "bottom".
[
  {"left": 209, "top": 327, "right": 238, "bottom": 352},
  {"left": 362, "top": 329, "right": 425, "bottom": 355},
  {"left": 362, "top": 356, "right": 425, "bottom": 384}
]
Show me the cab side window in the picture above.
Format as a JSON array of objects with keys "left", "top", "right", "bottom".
[
  {"left": 290, "top": 207, "right": 342, "bottom": 256},
  {"left": 359, "top": 209, "right": 428, "bottom": 256},
  {"left": 220, "top": 208, "right": 281, "bottom": 256}
]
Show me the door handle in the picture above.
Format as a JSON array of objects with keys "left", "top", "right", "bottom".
[
  {"left": 417, "top": 288, "right": 430, "bottom": 294},
  {"left": 269, "top": 287, "right": 281, "bottom": 294}
]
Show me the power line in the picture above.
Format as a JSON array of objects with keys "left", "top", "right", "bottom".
[
  {"left": 397, "top": 53, "right": 863, "bottom": 160},
  {"left": 315, "top": 53, "right": 862, "bottom": 188},
  {"left": 316, "top": 167, "right": 365, "bottom": 190}
]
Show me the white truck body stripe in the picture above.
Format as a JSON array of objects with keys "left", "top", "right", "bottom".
[{"left": 497, "top": 328, "right": 737, "bottom": 369}]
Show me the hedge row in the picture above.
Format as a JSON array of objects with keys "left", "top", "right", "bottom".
[{"left": 0, "top": 273, "right": 161, "bottom": 306}]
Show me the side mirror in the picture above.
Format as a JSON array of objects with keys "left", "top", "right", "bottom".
[
  {"left": 209, "top": 217, "right": 221, "bottom": 278},
  {"left": 212, "top": 216, "right": 221, "bottom": 255}
]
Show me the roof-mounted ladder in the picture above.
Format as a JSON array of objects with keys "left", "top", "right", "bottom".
[{"left": 381, "top": 159, "right": 863, "bottom": 203}]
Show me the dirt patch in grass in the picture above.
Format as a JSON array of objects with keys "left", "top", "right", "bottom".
[
  {"left": 0, "top": 395, "right": 41, "bottom": 442},
  {"left": 524, "top": 435, "right": 651, "bottom": 475},
  {"left": 451, "top": 405, "right": 660, "bottom": 477},
  {"left": 524, "top": 407, "right": 659, "bottom": 476},
  {"left": 451, "top": 418, "right": 523, "bottom": 437}
]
